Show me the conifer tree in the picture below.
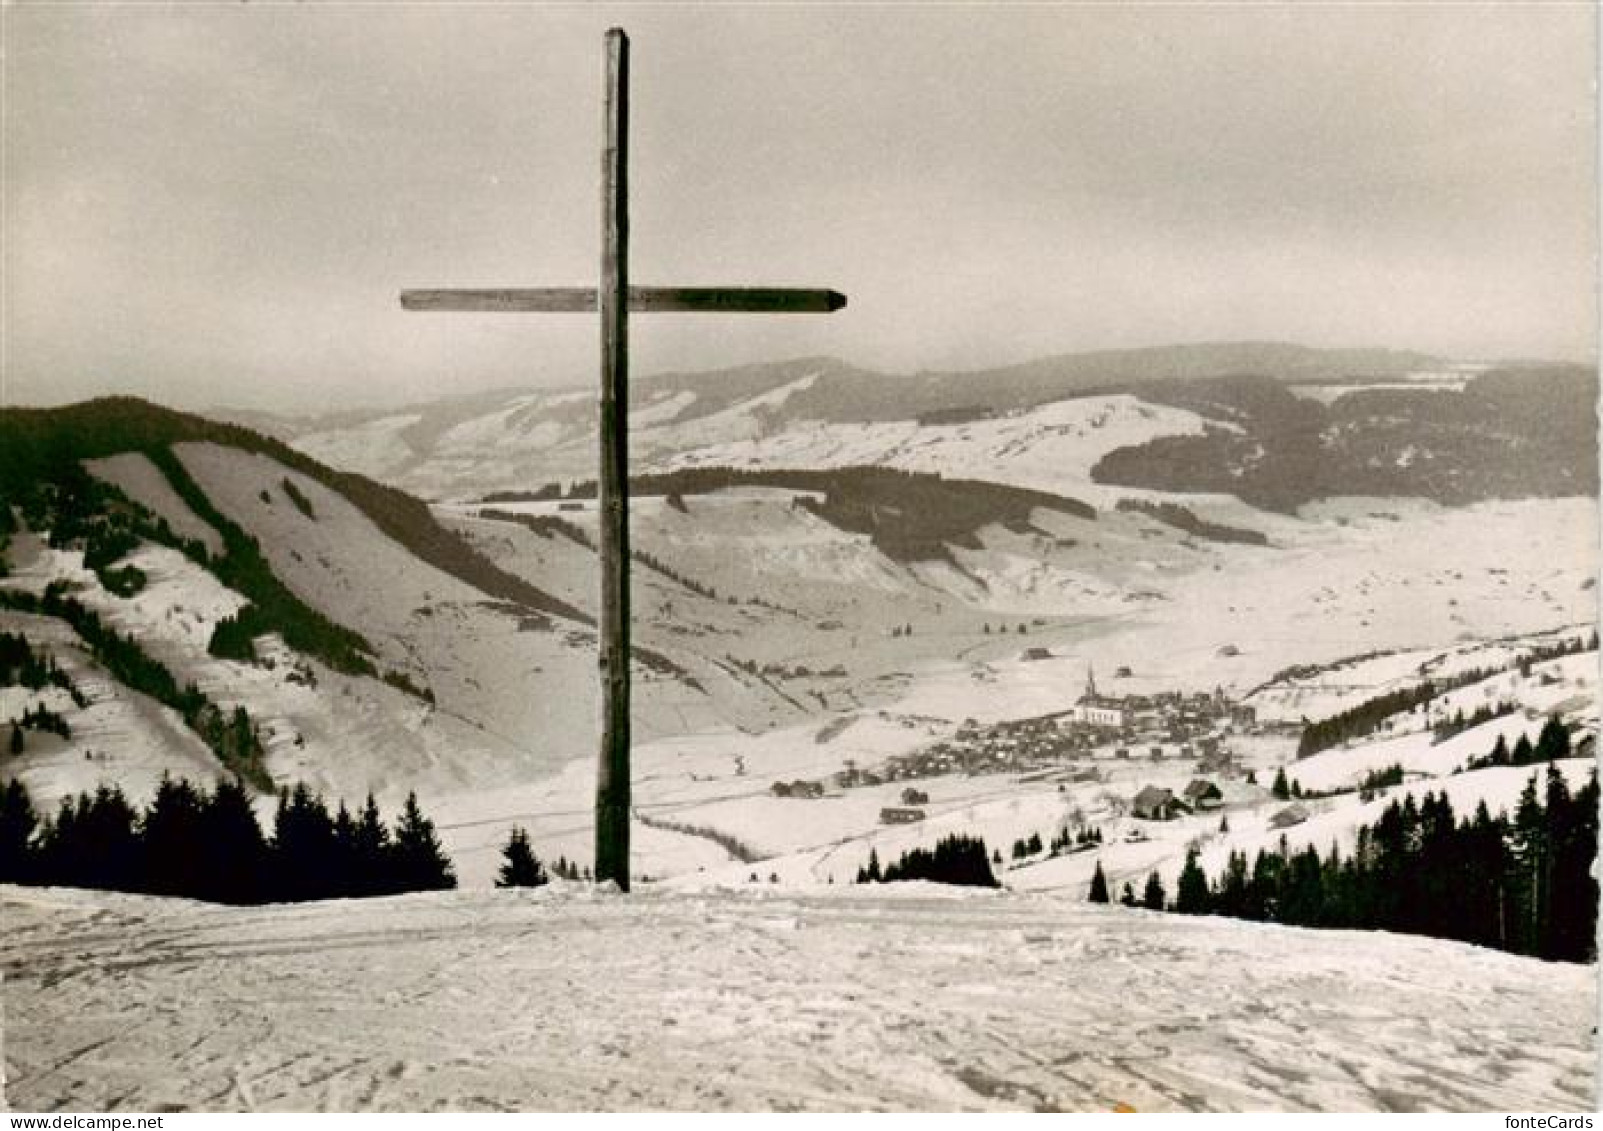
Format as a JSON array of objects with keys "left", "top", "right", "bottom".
[
  {"left": 390, "top": 791, "right": 456, "bottom": 891},
  {"left": 1550, "top": 768, "right": 1599, "bottom": 961},
  {"left": 139, "top": 775, "right": 205, "bottom": 897},
  {"left": 1271, "top": 767, "right": 1290, "bottom": 800},
  {"left": 8, "top": 722, "right": 21, "bottom": 756},
  {"left": 1087, "top": 860, "right": 1110, "bottom": 903},
  {"left": 330, "top": 802, "right": 358, "bottom": 898},
  {"left": 1120, "top": 882, "right": 1136, "bottom": 907},
  {"left": 1536, "top": 718, "right": 1571, "bottom": 764},
  {"left": 353, "top": 793, "right": 392, "bottom": 896},
  {"left": 196, "top": 776, "right": 270, "bottom": 904},
  {"left": 1214, "top": 850, "right": 1250, "bottom": 918},
  {"left": 1510, "top": 772, "right": 1548, "bottom": 954},
  {"left": 1175, "top": 848, "right": 1210, "bottom": 914},
  {"left": 0, "top": 777, "right": 38, "bottom": 882},
  {"left": 496, "top": 826, "right": 548, "bottom": 888},
  {"left": 42, "top": 785, "right": 139, "bottom": 891},
  {"left": 273, "top": 782, "right": 337, "bottom": 901},
  {"left": 1142, "top": 870, "right": 1165, "bottom": 910}
]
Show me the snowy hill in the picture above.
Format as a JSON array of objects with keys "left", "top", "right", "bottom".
[
  {"left": 4, "top": 882, "right": 1594, "bottom": 1113},
  {"left": 265, "top": 348, "right": 1593, "bottom": 513},
  {"left": 4, "top": 883, "right": 1594, "bottom": 1112},
  {"left": 0, "top": 403, "right": 724, "bottom": 818}
]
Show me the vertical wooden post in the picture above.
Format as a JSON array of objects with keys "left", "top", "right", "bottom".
[{"left": 595, "top": 27, "right": 631, "bottom": 891}]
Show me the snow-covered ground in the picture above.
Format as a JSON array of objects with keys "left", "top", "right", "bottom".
[{"left": 3, "top": 884, "right": 1593, "bottom": 1113}]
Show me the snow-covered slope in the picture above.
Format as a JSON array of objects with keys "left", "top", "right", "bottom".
[
  {"left": 0, "top": 608, "right": 221, "bottom": 806},
  {"left": 3, "top": 883, "right": 1592, "bottom": 1112}
]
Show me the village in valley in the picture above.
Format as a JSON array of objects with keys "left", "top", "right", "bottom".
[{"left": 775, "top": 663, "right": 1268, "bottom": 828}]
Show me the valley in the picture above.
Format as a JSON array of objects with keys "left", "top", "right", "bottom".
[{"left": 1, "top": 346, "right": 1596, "bottom": 1110}]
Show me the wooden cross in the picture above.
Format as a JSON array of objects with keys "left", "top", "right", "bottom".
[{"left": 399, "top": 28, "right": 844, "bottom": 892}]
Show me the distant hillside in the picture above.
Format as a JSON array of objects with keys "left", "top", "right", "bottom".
[
  {"left": 0, "top": 398, "right": 724, "bottom": 811},
  {"left": 548, "top": 465, "right": 1097, "bottom": 564},
  {"left": 778, "top": 342, "right": 1447, "bottom": 425},
  {"left": 1091, "top": 366, "right": 1598, "bottom": 511},
  {"left": 0, "top": 398, "right": 587, "bottom": 625},
  {"left": 250, "top": 342, "right": 1601, "bottom": 509}
]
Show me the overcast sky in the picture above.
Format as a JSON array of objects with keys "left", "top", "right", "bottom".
[{"left": 3, "top": 3, "right": 1596, "bottom": 412}]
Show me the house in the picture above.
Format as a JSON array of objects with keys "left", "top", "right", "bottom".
[
  {"left": 900, "top": 787, "right": 930, "bottom": 806},
  {"left": 1183, "top": 779, "right": 1224, "bottom": 810},
  {"left": 879, "top": 806, "right": 926, "bottom": 825},
  {"left": 1268, "top": 803, "right": 1310, "bottom": 830},
  {"left": 1130, "top": 785, "right": 1186, "bottom": 821}
]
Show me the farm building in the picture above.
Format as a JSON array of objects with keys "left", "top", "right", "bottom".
[
  {"left": 1183, "top": 779, "right": 1224, "bottom": 810},
  {"left": 1130, "top": 785, "right": 1186, "bottom": 821},
  {"left": 879, "top": 807, "right": 926, "bottom": 825}
]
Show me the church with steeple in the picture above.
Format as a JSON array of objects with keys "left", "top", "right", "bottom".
[{"left": 1072, "top": 663, "right": 1127, "bottom": 728}]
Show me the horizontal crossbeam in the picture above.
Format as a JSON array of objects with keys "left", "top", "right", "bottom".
[{"left": 400, "top": 286, "right": 846, "bottom": 314}]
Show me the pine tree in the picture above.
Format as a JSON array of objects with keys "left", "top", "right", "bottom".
[
  {"left": 390, "top": 791, "right": 456, "bottom": 892},
  {"left": 0, "top": 777, "right": 38, "bottom": 882},
  {"left": 138, "top": 774, "right": 205, "bottom": 897},
  {"left": 496, "top": 826, "right": 548, "bottom": 888},
  {"left": 44, "top": 785, "right": 139, "bottom": 892},
  {"left": 1271, "top": 767, "right": 1290, "bottom": 800},
  {"left": 1175, "top": 848, "right": 1210, "bottom": 914},
  {"left": 352, "top": 793, "right": 392, "bottom": 895},
  {"left": 1087, "top": 860, "right": 1110, "bottom": 903},
  {"left": 864, "top": 847, "right": 882, "bottom": 883},
  {"left": 1550, "top": 768, "right": 1599, "bottom": 961},
  {"left": 330, "top": 802, "right": 358, "bottom": 897},
  {"left": 1214, "top": 850, "right": 1250, "bottom": 918},
  {"left": 196, "top": 777, "right": 270, "bottom": 904},
  {"left": 1510, "top": 772, "right": 1548, "bottom": 955},
  {"left": 1142, "top": 870, "right": 1165, "bottom": 910},
  {"left": 8, "top": 722, "right": 21, "bottom": 756},
  {"left": 1120, "top": 882, "right": 1136, "bottom": 907},
  {"left": 1462, "top": 799, "right": 1511, "bottom": 950},
  {"left": 273, "top": 782, "right": 337, "bottom": 901},
  {"left": 1536, "top": 718, "right": 1571, "bottom": 764}
]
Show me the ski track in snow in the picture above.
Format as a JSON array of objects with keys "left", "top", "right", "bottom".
[{"left": 2, "top": 885, "right": 1594, "bottom": 1113}]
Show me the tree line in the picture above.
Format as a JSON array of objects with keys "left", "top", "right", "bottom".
[
  {"left": 1296, "top": 633, "right": 1596, "bottom": 759},
  {"left": 1090, "top": 765, "right": 1599, "bottom": 963},
  {"left": 0, "top": 630, "right": 79, "bottom": 696},
  {"left": 0, "top": 583, "right": 270, "bottom": 789},
  {"left": 856, "top": 834, "right": 998, "bottom": 888},
  {"left": 1464, "top": 718, "right": 1575, "bottom": 772},
  {"left": 0, "top": 776, "right": 455, "bottom": 904}
]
